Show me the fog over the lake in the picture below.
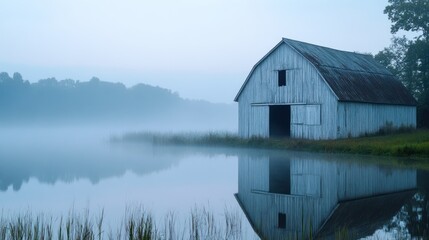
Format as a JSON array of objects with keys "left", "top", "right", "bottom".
[{"left": 0, "top": 72, "right": 237, "bottom": 132}]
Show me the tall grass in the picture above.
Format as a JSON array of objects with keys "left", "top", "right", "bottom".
[
  {"left": 0, "top": 206, "right": 244, "bottom": 240},
  {"left": 0, "top": 213, "right": 54, "bottom": 240},
  {"left": 115, "top": 130, "right": 429, "bottom": 158}
]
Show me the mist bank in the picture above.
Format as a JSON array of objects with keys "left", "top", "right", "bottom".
[
  {"left": 0, "top": 72, "right": 237, "bottom": 131},
  {"left": 117, "top": 130, "right": 429, "bottom": 160}
]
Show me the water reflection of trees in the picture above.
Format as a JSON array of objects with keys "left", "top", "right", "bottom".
[
  {"left": 234, "top": 150, "right": 426, "bottom": 239},
  {"left": 388, "top": 171, "right": 429, "bottom": 238}
]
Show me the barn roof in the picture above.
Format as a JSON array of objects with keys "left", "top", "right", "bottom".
[
  {"left": 316, "top": 190, "right": 415, "bottom": 239},
  {"left": 234, "top": 38, "right": 417, "bottom": 106},
  {"left": 236, "top": 190, "right": 415, "bottom": 240}
]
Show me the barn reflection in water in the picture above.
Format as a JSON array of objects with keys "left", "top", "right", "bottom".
[{"left": 235, "top": 152, "right": 416, "bottom": 239}]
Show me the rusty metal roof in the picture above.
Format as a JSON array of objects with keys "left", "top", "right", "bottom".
[
  {"left": 316, "top": 190, "right": 415, "bottom": 239},
  {"left": 234, "top": 38, "right": 417, "bottom": 106},
  {"left": 283, "top": 38, "right": 417, "bottom": 106}
]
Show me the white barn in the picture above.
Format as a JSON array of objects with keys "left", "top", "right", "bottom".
[{"left": 234, "top": 38, "right": 417, "bottom": 139}]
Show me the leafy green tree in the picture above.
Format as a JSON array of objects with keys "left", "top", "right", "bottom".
[
  {"left": 384, "top": 0, "right": 429, "bottom": 38},
  {"left": 376, "top": 0, "right": 429, "bottom": 234},
  {"left": 374, "top": 36, "right": 408, "bottom": 85},
  {"left": 375, "top": 0, "right": 429, "bottom": 127}
]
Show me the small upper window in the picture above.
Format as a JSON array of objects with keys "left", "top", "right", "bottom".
[{"left": 278, "top": 70, "right": 286, "bottom": 86}]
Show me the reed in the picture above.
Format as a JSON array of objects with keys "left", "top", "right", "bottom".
[
  {"left": 0, "top": 206, "right": 244, "bottom": 240},
  {"left": 115, "top": 129, "right": 429, "bottom": 158}
]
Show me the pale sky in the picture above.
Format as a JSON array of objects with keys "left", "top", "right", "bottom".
[{"left": 1, "top": 0, "right": 398, "bottom": 103}]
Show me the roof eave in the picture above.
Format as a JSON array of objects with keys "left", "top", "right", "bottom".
[
  {"left": 234, "top": 193, "right": 264, "bottom": 239},
  {"left": 281, "top": 38, "right": 340, "bottom": 101},
  {"left": 338, "top": 99, "right": 418, "bottom": 106},
  {"left": 234, "top": 39, "right": 285, "bottom": 102}
]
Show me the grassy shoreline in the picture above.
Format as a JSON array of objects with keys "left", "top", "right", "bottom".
[{"left": 116, "top": 129, "right": 429, "bottom": 159}]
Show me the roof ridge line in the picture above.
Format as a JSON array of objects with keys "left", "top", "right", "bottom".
[
  {"left": 317, "top": 65, "right": 395, "bottom": 77},
  {"left": 282, "top": 37, "right": 372, "bottom": 57}
]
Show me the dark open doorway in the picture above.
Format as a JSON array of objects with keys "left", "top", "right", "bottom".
[
  {"left": 269, "top": 157, "right": 291, "bottom": 194},
  {"left": 269, "top": 105, "right": 291, "bottom": 138}
]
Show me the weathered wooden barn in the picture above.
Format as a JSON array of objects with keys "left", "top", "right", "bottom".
[
  {"left": 235, "top": 38, "right": 417, "bottom": 139},
  {"left": 235, "top": 151, "right": 416, "bottom": 239}
]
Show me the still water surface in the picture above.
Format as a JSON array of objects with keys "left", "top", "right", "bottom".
[{"left": 0, "top": 127, "right": 427, "bottom": 239}]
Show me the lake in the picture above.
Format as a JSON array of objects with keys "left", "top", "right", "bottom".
[{"left": 0, "top": 127, "right": 428, "bottom": 239}]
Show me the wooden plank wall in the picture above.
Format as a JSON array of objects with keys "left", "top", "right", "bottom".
[
  {"left": 236, "top": 152, "right": 417, "bottom": 239},
  {"left": 337, "top": 102, "right": 416, "bottom": 138},
  {"left": 237, "top": 43, "right": 338, "bottom": 140},
  {"left": 237, "top": 43, "right": 417, "bottom": 140}
]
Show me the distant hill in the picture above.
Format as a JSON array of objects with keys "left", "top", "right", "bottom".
[{"left": 0, "top": 72, "right": 237, "bottom": 131}]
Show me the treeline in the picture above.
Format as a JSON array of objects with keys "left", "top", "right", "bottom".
[
  {"left": 0, "top": 72, "right": 236, "bottom": 130},
  {"left": 375, "top": 0, "right": 429, "bottom": 128}
]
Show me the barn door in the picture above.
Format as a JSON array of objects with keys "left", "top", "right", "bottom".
[{"left": 269, "top": 105, "right": 291, "bottom": 138}]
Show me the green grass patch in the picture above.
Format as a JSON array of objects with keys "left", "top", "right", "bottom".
[{"left": 115, "top": 129, "right": 429, "bottom": 159}]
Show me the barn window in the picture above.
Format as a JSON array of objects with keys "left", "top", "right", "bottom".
[
  {"left": 278, "top": 70, "right": 286, "bottom": 86},
  {"left": 278, "top": 213, "right": 286, "bottom": 228}
]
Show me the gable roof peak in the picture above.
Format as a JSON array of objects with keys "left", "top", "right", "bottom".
[{"left": 234, "top": 38, "right": 416, "bottom": 106}]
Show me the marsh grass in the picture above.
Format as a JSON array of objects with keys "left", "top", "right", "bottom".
[
  {"left": 124, "top": 207, "right": 155, "bottom": 240},
  {"left": 187, "top": 206, "right": 242, "bottom": 240},
  {"left": 116, "top": 129, "right": 429, "bottom": 159},
  {"left": 0, "top": 206, "right": 244, "bottom": 240},
  {"left": 0, "top": 213, "right": 54, "bottom": 240}
]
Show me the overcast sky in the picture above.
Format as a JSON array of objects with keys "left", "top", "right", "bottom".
[{"left": 1, "top": 0, "right": 400, "bottom": 103}]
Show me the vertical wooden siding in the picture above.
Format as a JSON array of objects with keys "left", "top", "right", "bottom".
[
  {"left": 237, "top": 43, "right": 338, "bottom": 139},
  {"left": 237, "top": 152, "right": 417, "bottom": 240},
  {"left": 337, "top": 102, "right": 416, "bottom": 138},
  {"left": 237, "top": 43, "right": 417, "bottom": 140}
]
